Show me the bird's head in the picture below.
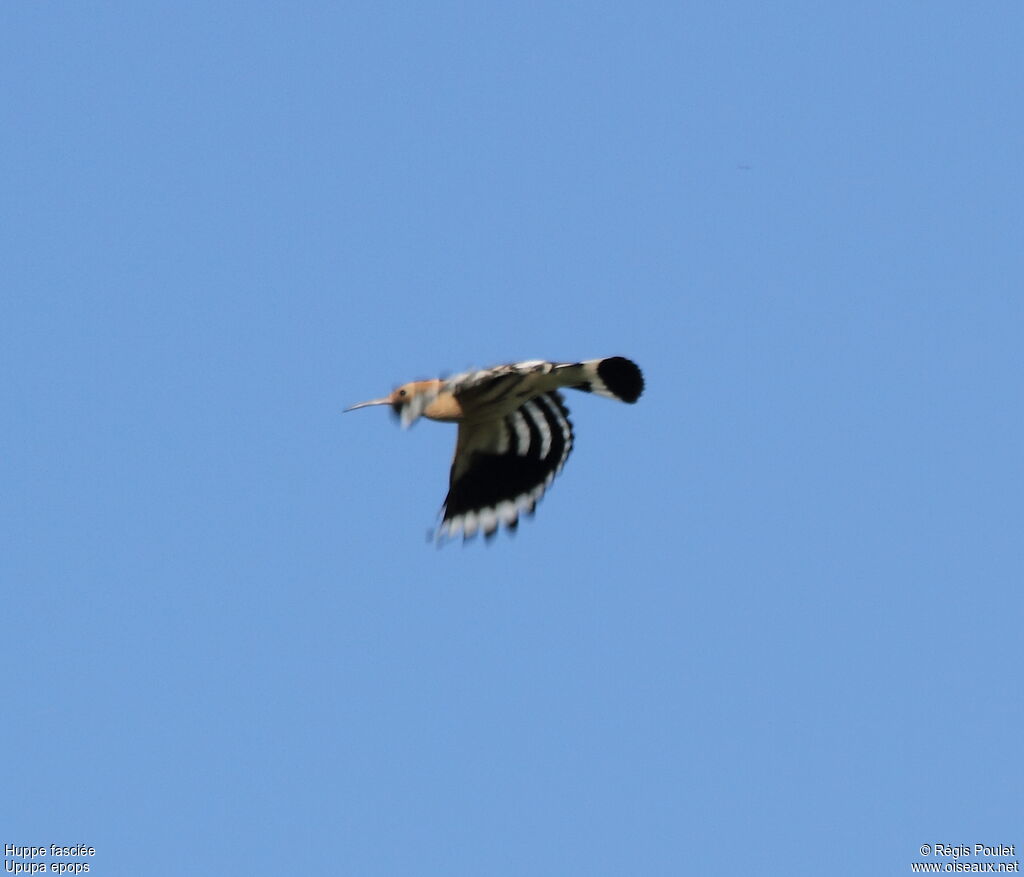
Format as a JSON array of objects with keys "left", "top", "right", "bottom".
[{"left": 344, "top": 380, "right": 443, "bottom": 424}]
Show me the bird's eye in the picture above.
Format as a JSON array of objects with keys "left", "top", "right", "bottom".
[{"left": 398, "top": 389, "right": 407, "bottom": 398}]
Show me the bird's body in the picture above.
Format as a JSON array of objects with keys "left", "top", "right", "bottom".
[{"left": 346, "top": 356, "right": 644, "bottom": 542}]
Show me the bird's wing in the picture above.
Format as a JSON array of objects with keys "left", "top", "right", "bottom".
[{"left": 438, "top": 391, "right": 574, "bottom": 541}]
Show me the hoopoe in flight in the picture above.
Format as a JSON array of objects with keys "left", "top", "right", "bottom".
[{"left": 346, "top": 356, "right": 644, "bottom": 542}]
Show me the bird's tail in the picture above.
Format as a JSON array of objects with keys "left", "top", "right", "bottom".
[{"left": 560, "top": 356, "right": 644, "bottom": 403}]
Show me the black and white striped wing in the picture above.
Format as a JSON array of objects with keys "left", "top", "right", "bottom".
[{"left": 438, "top": 391, "right": 574, "bottom": 541}]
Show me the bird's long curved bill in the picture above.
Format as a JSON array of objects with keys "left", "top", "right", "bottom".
[{"left": 344, "top": 396, "right": 391, "bottom": 412}]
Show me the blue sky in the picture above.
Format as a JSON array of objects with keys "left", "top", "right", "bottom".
[{"left": 3, "top": 2, "right": 1021, "bottom": 875}]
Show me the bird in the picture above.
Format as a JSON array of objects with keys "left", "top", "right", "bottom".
[{"left": 345, "top": 356, "right": 644, "bottom": 542}]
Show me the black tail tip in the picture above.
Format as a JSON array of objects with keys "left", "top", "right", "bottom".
[{"left": 598, "top": 356, "right": 644, "bottom": 403}]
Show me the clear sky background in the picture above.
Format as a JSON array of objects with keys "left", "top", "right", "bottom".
[{"left": 3, "top": 3, "right": 1021, "bottom": 875}]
